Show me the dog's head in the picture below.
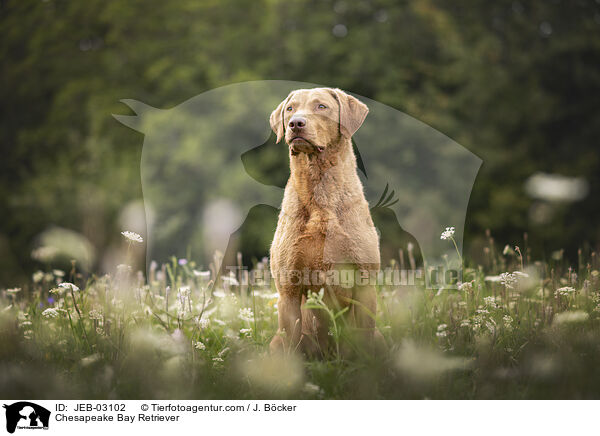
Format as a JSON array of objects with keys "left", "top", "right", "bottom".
[{"left": 269, "top": 87, "right": 369, "bottom": 155}]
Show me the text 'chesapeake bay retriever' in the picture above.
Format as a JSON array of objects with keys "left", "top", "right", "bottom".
[{"left": 269, "top": 87, "right": 380, "bottom": 356}]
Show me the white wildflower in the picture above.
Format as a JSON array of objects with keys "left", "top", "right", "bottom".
[
  {"left": 5, "top": 288, "right": 22, "bottom": 295},
  {"left": 239, "top": 307, "right": 254, "bottom": 322},
  {"left": 176, "top": 286, "right": 192, "bottom": 315},
  {"left": 88, "top": 309, "right": 103, "bottom": 320},
  {"left": 436, "top": 323, "right": 448, "bottom": 338},
  {"left": 198, "top": 318, "right": 210, "bottom": 329},
  {"left": 252, "top": 290, "right": 279, "bottom": 299},
  {"left": 194, "top": 341, "right": 206, "bottom": 350},
  {"left": 440, "top": 227, "right": 455, "bottom": 240},
  {"left": 484, "top": 296, "right": 498, "bottom": 307},
  {"left": 500, "top": 272, "right": 517, "bottom": 289},
  {"left": 120, "top": 231, "right": 143, "bottom": 243},
  {"left": 59, "top": 282, "right": 80, "bottom": 292},
  {"left": 42, "top": 308, "right": 60, "bottom": 319},
  {"left": 240, "top": 328, "right": 252, "bottom": 336},
  {"left": 457, "top": 281, "right": 473, "bottom": 292},
  {"left": 193, "top": 270, "right": 211, "bottom": 279},
  {"left": 556, "top": 286, "right": 576, "bottom": 297},
  {"left": 32, "top": 271, "right": 44, "bottom": 283}
]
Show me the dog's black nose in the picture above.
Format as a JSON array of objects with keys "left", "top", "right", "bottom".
[{"left": 289, "top": 116, "right": 306, "bottom": 130}]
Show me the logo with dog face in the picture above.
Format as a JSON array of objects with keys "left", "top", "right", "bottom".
[
  {"left": 114, "top": 80, "right": 481, "bottom": 287},
  {"left": 3, "top": 402, "right": 50, "bottom": 434}
]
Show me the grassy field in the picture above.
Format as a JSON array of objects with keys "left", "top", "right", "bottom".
[{"left": 2, "top": 231, "right": 600, "bottom": 400}]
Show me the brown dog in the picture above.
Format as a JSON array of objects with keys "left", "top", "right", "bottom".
[{"left": 269, "top": 87, "right": 380, "bottom": 356}]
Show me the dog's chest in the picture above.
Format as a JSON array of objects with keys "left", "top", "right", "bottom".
[
  {"left": 288, "top": 204, "right": 352, "bottom": 271},
  {"left": 291, "top": 210, "right": 328, "bottom": 267}
]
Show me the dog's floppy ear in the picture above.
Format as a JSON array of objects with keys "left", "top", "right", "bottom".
[
  {"left": 332, "top": 88, "right": 369, "bottom": 138},
  {"left": 270, "top": 91, "right": 295, "bottom": 144}
]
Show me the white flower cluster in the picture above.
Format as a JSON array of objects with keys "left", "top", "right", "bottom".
[
  {"left": 121, "top": 231, "right": 143, "bottom": 243},
  {"left": 193, "top": 270, "right": 211, "bottom": 279},
  {"left": 440, "top": 227, "right": 455, "bottom": 240},
  {"left": 88, "top": 309, "right": 103, "bottom": 320},
  {"left": 555, "top": 286, "right": 576, "bottom": 297},
  {"left": 436, "top": 323, "right": 448, "bottom": 338},
  {"left": 499, "top": 272, "right": 517, "bottom": 289},
  {"left": 457, "top": 281, "right": 473, "bottom": 292},
  {"left": 484, "top": 296, "right": 499, "bottom": 307},
  {"left": 198, "top": 318, "right": 210, "bottom": 329},
  {"left": 59, "top": 282, "right": 80, "bottom": 292},
  {"left": 177, "top": 286, "right": 192, "bottom": 316},
  {"left": 42, "top": 308, "right": 60, "bottom": 319},
  {"left": 238, "top": 307, "right": 254, "bottom": 322}
]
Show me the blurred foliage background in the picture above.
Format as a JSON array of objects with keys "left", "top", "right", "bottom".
[{"left": 2, "top": 0, "right": 600, "bottom": 286}]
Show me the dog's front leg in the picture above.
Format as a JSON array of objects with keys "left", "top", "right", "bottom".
[
  {"left": 352, "top": 285, "right": 377, "bottom": 350},
  {"left": 270, "top": 290, "right": 303, "bottom": 354}
]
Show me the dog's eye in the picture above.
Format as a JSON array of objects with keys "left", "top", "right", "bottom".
[
  {"left": 317, "top": 104, "right": 327, "bottom": 109},
  {"left": 286, "top": 106, "right": 293, "bottom": 111}
]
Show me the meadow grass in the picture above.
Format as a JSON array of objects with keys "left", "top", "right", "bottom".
[{"left": 2, "top": 233, "right": 600, "bottom": 399}]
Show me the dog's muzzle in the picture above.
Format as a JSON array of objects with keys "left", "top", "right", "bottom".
[{"left": 289, "top": 137, "right": 324, "bottom": 155}]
